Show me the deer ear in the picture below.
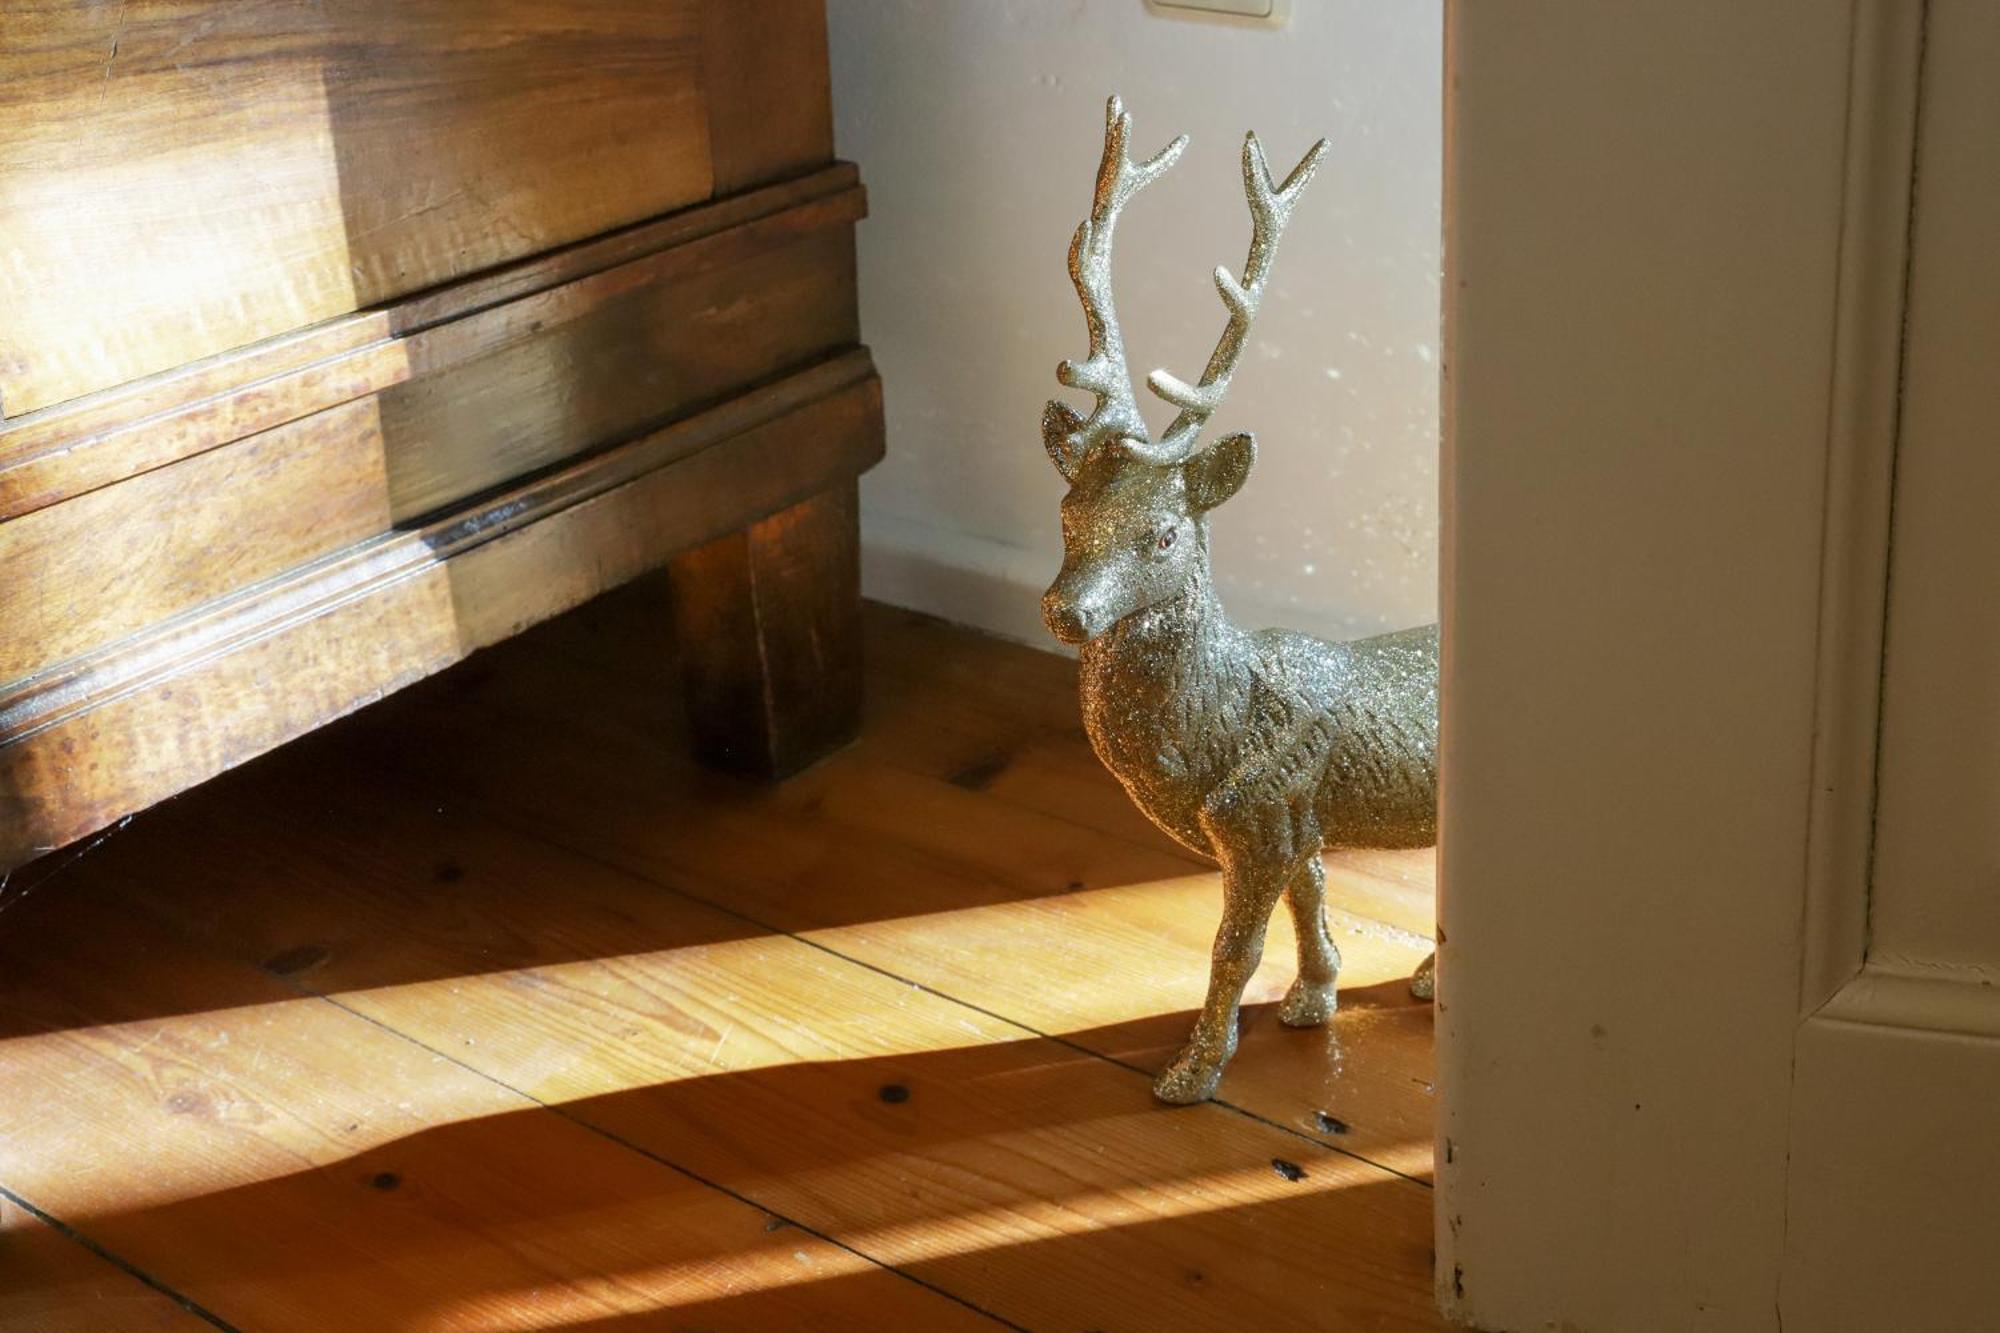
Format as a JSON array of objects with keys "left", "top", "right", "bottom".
[
  {"left": 1184, "top": 432, "right": 1256, "bottom": 511},
  {"left": 1042, "top": 401, "right": 1087, "bottom": 481}
]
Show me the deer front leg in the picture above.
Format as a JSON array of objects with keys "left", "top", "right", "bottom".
[
  {"left": 1153, "top": 861, "right": 1286, "bottom": 1105},
  {"left": 1279, "top": 855, "right": 1341, "bottom": 1027},
  {"left": 1155, "top": 793, "right": 1310, "bottom": 1104}
]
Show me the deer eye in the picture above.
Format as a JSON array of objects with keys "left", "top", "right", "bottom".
[{"left": 1156, "top": 527, "right": 1177, "bottom": 552}]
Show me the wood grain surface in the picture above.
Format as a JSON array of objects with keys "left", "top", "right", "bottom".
[
  {"left": 381, "top": 219, "right": 858, "bottom": 523},
  {"left": 0, "top": 361, "right": 882, "bottom": 869},
  {"left": 0, "top": 166, "right": 863, "bottom": 522},
  {"left": 1, "top": 0, "right": 860, "bottom": 878},
  {"left": 0, "top": 0, "right": 713, "bottom": 415},
  {"left": 701, "top": 0, "right": 836, "bottom": 194},
  {"left": 0, "top": 397, "right": 396, "bottom": 682},
  {"left": 0, "top": 1198, "right": 210, "bottom": 1332},
  {"left": 0, "top": 186, "right": 863, "bottom": 680},
  {"left": 670, "top": 483, "right": 864, "bottom": 778},
  {"left": 315, "top": 596, "right": 1444, "bottom": 1182},
  {"left": 0, "top": 591, "right": 1443, "bottom": 1330},
  {"left": 0, "top": 888, "right": 991, "bottom": 1331}
]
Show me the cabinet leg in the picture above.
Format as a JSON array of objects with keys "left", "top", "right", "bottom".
[{"left": 667, "top": 481, "right": 862, "bottom": 779}]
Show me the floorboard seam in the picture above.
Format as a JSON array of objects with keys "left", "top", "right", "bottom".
[
  {"left": 0, "top": 1181, "right": 240, "bottom": 1331},
  {"left": 488, "top": 809, "right": 1437, "bottom": 1191},
  {"left": 781, "top": 924, "right": 1440, "bottom": 1192},
  {"left": 244, "top": 969, "right": 1028, "bottom": 1333}
]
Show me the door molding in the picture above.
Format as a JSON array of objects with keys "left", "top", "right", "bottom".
[
  {"left": 1801, "top": 0, "right": 2000, "bottom": 1042},
  {"left": 1796, "top": 0, "right": 1924, "bottom": 1015},
  {"left": 1817, "top": 962, "right": 2000, "bottom": 1039}
]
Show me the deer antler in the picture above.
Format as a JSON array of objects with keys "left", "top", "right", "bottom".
[
  {"left": 1044, "top": 95, "right": 1187, "bottom": 479},
  {"left": 1139, "top": 130, "right": 1329, "bottom": 462}
]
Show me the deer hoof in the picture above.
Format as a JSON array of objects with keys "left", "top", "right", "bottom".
[
  {"left": 1278, "top": 979, "right": 1336, "bottom": 1027},
  {"left": 1153, "top": 1043, "right": 1229, "bottom": 1105},
  {"left": 1153, "top": 1059, "right": 1223, "bottom": 1105},
  {"left": 1409, "top": 951, "right": 1436, "bottom": 1001}
]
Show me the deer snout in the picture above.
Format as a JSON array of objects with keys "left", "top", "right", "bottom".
[
  {"left": 1042, "top": 587, "right": 1095, "bottom": 645},
  {"left": 1046, "top": 558, "right": 1134, "bottom": 644}
]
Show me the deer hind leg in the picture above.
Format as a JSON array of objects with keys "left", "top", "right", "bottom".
[
  {"left": 1279, "top": 855, "right": 1341, "bottom": 1027},
  {"left": 1409, "top": 950, "right": 1436, "bottom": 1000}
]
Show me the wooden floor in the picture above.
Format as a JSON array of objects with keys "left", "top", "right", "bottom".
[{"left": 0, "top": 581, "right": 1442, "bottom": 1332}]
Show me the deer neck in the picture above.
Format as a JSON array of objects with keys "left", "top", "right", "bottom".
[
  {"left": 1080, "top": 572, "right": 1249, "bottom": 745},
  {"left": 1076, "top": 571, "right": 1251, "bottom": 848},
  {"left": 1088, "top": 576, "right": 1229, "bottom": 675}
]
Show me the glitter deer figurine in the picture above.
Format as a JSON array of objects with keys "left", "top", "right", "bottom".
[{"left": 1040, "top": 97, "right": 1439, "bottom": 1104}]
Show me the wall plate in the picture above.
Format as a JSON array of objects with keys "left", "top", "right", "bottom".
[{"left": 1144, "top": 0, "right": 1291, "bottom": 28}]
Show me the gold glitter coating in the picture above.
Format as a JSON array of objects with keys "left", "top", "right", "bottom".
[{"left": 1041, "top": 97, "right": 1440, "bottom": 1105}]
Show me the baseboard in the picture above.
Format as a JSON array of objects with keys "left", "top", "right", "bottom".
[{"left": 859, "top": 510, "right": 1067, "bottom": 653}]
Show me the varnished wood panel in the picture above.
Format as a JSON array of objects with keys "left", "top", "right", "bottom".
[
  {"left": 436, "top": 368, "right": 881, "bottom": 653},
  {"left": 0, "top": 166, "right": 862, "bottom": 523},
  {"left": 0, "top": 187, "right": 864, "bottom": 776},
  {"left": 384, "top": 224, "right": 858, "bottom": 521},
  {"left": 0, "top": 1, "right": 876, "bottom": 902},
  {"left": 0, "top": 0, "right": 713, "bottom": 415},
  {"left": 0, "top": 324, "right": 405, "bottom": 523},
  {"left": 670, "top": 483, "right": 863, "bottom": 777},
  {"left": 0, "top": 182, "right": 860, "bottom": 698},
  {"left": 0, "top": 397, "right": 393, "bottom": 681},
  {"left": 0, "top": 362, "right": 882, "bottom": 869},
  {"left": 0, "top": 561, "right": 462, "bottom": 865},
  {"left": 701, "top": 0, "right": 835, "bottom": 195}
]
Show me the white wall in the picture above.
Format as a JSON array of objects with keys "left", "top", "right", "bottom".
[{"left": 827, "top": 0, "right": 1442, "bottom": 648}]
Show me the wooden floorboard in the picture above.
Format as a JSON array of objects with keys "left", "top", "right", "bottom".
[
  {"left": 0, "top": 1197, "right": 214, "bottom": 1332},
  {"left": 0, "top": 583, "right": 1442, "bottom": 1331},
  {"left": 0, "top": 883, "right": 992, "bottom": 1332},
  {"left": 312, "top": 589, "right": 1441, "bottom": 1178}
]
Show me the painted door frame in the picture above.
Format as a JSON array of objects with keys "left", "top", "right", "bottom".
[{"left": 1436, "top": 2, "right": 1994, "bottom": 1327}]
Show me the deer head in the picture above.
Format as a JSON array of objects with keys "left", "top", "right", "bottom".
[{"left": 1041, "top": 96, "right": 1326, "bottom": 646}]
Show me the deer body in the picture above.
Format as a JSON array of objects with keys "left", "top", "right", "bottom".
[
  {"left": 1081, "top": 602, "right": 1438, "bottom": 861},
  {"left": 1041, "top": 97, "right": 1439, "bottom": 1103}
]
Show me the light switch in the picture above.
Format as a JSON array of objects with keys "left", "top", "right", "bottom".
[{"left": 1145, "top": 0, "right": 1288, "bottom": 25}]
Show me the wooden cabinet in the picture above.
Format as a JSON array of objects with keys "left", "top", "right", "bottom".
[{"left": 0, "top": 0, "right": 879, "bottom": 868}]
